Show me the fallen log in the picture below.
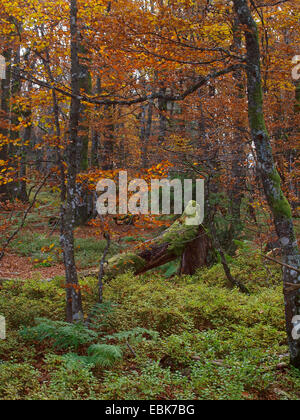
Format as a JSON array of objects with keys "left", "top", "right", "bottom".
[{"left": 104, "top": 201, "right": 211, "bottom": 279}]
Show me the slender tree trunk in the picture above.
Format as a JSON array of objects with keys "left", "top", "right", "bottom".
[
  {"left": 158, "top": 88, "right": 168, "bottom": 146},
  {"left": 295, "top": 81, "right": 300, "bottom": 113},
  {"left": 62, "top": 0, "right": 84, "bottom": 323},
  {"left": 9, "top": 46, "right": 21, "bottom": 199},
  {"left": 101, "top": 105, "right": 114, "bottom": 170},
  {"left": 293, "top": 80, "right": 300, "bottom": 209},
  {"left": 0, "top": 50, "right": 11, "bottom": 202},
  {"left": 74, "top": 41, "right": 93, "bottom": 225},
  {"left": 234, "top": 0, "right": 300, "bottom": 368},
  {"left": 140, "top": 98, "right": 153, "bottom": 168},
  {"left": 40, "top": 43, "right": 67, "bottom": 217},
  {"left": 227, "top": 16, "right": 246, "bottom": 252},
  {"left": 19, "top": 105, "right": 30, "bottom": 203},
  {"left": 91, "top": 77, "right": 101, "bottom": 168},
  {"left": 144, "top": 99, "right": 153, "bottom": 167},
  {"left": 18, "top": 52, "right": 31, "bottom": 203}
]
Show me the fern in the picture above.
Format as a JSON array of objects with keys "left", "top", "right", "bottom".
[
  {"left": 60, "top": 345, "right": 123, "bottom": 369},
  {"left": 20, "top": 318, "right": 98, "bottom": 350},
  {"left": 87, "top": 344, "right": 123, "bottom": 368},
  {"left": 87, "top": 302, "right": 116, "bottom": 331},
  {"left": 20, "top": 318, "right": 152, "bottom": 369},
  {"left": 104, "top": 327, "right": 159, "bottom": 344},
  {"left": 61, "top": 352, "right": 91, "bottom": 367}
]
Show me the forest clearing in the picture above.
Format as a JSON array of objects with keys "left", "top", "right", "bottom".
[{"left": 0, "top": 0, "right": 299, "bottom": 403}]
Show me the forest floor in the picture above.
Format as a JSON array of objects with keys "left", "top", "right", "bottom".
[
  {"left": 1, "top": 250, "right": 300, "bottom": 400},
  {"left": 0, "top": 220, "right": 156, "bottom": 280},
  {"left": 1, "top": 190, "right": 300, "bottom": 400},
  {"left": 0, "top": 253, "right": 65, "bottom": 280},
  {"left": 0, "top": 189, "right": 156, "bottom": 280}
]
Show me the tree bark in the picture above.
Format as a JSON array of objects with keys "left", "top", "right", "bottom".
[
  {"left": 233, "top": 0, "right": 300, "bottom": 368},
  {"left": 226, "top": 15, "right": 246, "bottom": 253},
  {"left": 158, "top": 87, "right": 168, "bottom": 145},
  {"left": 179, "top": 225, "right": 212, "bottom": 275},
  {"left": 91, "top": 77, "right": 101, "bottom": 168},
  {"left": 62, "top": 0, "right": 84, "bottom": 323},
  {"left": 18, "top": 55, "right": 31, "bottom": 203},
  {"left": 101, "top": 105, "right": 115, "bottom": 170},
  {"left": 9, "top": 46, "right": 21, "bottom": 199},
  {"left": 74, "top": 39, "right": 93, "bottom": 225},
  {"left": 0, "top": 50, "right": 11, "bottom": 202}
]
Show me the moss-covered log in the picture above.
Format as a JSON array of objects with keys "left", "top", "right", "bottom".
[{"left": 104, "top": 201, "right": 210, "bottom": 279}]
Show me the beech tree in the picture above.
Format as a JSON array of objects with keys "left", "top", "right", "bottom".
[
  {"left": 233, "top": 0, "right": 300, "bottom": 368},
  {"left": 62, "top": 0, "right": 84, "bottom": 323}
]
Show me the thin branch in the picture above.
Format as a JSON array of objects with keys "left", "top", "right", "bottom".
[
  {"left": 98, "top": 217, "right": 111, "bottom": 303},
  {"left": 14, "top": 64, "right": 244, "bottom": 107},
  {"left": 254, "top": 0, "right": 291, "bottom": 7},
  {"left": 210, "top": 217, "right": 250, "bottom": 295},
  {"left": 0, "top": 172, "right": 51, "bottom": 261},
  {"left": 126, "top": 340, "right": 137, "bottom": 358},
  {"left": 263, "top": 254, "right": 300, "bottom": 274}
]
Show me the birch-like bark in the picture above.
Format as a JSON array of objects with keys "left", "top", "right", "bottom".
[
  {"left": 227, "top": 15, "right": 246, "bottom": 252},
  {"left": 233, "top": 0, "right": 300, "bottom": 368},
  {"left": 62, "top": 0, "right": 84, "bottom": 323}
]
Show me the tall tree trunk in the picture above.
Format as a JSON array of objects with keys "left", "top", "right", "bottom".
[
  {"left": 62, "top": 0, "right": 84, "bottom": 323},
  {"left": 101, "top": 105, "right": 114, "bottom": 170},
  {"left": 18, "top": 106, "right": 30, "bottom": 203},
  {"left": 18, "top": 53, "right": 31, "bottom": 203},
  {"left": 158, "top": 88, "right": 168, "bottom": 146},
  {"left": 9, "top": 46, "right": 21, "bottom": 199},
  {"left": 233, "top": 0, "right": 300, "bottom": 368},
  {"left": 91, "top": 77, "right": 101, "bottom": 168},
  {"left": 140, "top": 98, "right": 153, "bottom": 169},
  {"left": 226, "top": 15, "right": 246, "bottom": 252},
  {"left": 0, "top": 50, "right": 11, "bottom": 202},
  {"left": 74, "top": 41, "right": 93, "bottom": 225},
  {"left": 293, "top": 79, "right": 300, "bottom": 210}
]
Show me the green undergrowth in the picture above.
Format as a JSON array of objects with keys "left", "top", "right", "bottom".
[
  {"left": 10, "top": 232, "right": 121, "bottom": 269},
  {"left": 0, "top": 248, "right": 299, "bottom": 400}
]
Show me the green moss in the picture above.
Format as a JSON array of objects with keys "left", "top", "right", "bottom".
[
  {"left": 269, "top": 169, "right": 281, "bottom": 186},
  {"left": 272, "top": 194, "right": 292, "bottom": 219},
  {"left": 2, "top": 249, "right": 300, "bottom": 400},
  {"left": 248, "top": 83, "right": 268, "bottom": 132},
  {"left": 106, "top": 252, "right": 146, "bottom": 279},
  {"left": 162, "top": 224, "right": 199, "bottom": 256},
  {"left": 269, "top": 170, "right": 292, "bottom": 219},
  {"left": 160, "top": 201, "right": 201, "bottom": 256}
]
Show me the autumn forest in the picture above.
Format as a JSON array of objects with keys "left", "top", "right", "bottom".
[{"left": 0, "top": 0, "right": 299, "bottom": 402}]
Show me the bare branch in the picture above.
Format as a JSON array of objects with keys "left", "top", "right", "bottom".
[
  {"left": 14, "top": 64, "right": 244, "bottom": 107},
  {"left": 0, "top": 172, "right": 51, "bottom": 261}
]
